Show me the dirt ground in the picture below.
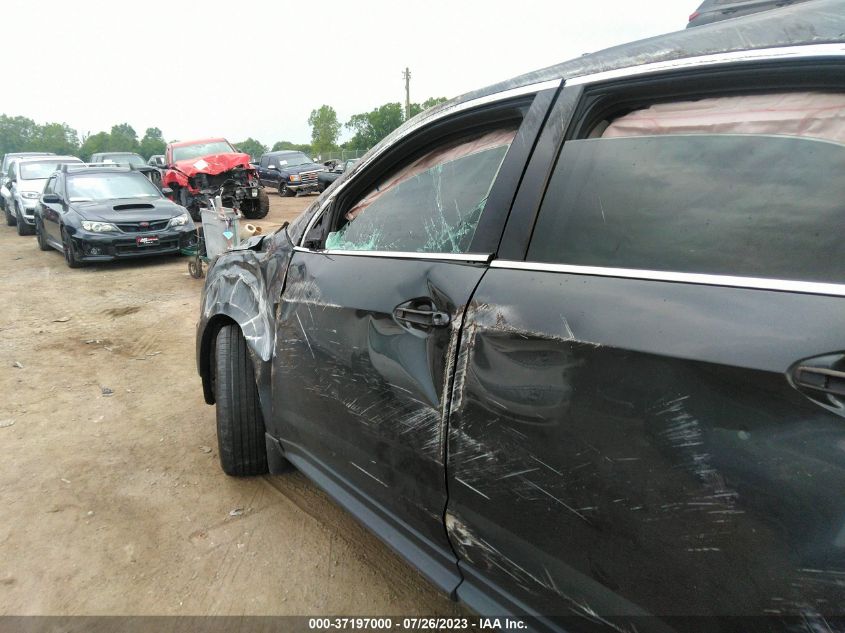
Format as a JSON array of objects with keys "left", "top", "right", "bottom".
[{"left": 0, "top": 192, "right": 467, "bottom": 617}]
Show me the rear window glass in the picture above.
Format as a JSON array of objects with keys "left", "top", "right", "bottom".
[{"left": 528, "top": 92, "right": 845, "bottom": 284}]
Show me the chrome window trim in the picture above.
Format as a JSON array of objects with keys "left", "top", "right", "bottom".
[
  {"left": 489, "top": 260, "right": 845, "bottom": 298},
  {"left": 298, "top": 78, "right": 562, "bottom": 247},
  {"left": 566, "top": 43, "right": 845, "bottom": 87},
  {"left": 293, "top": 245, "right": 491, "bottom": 263}
]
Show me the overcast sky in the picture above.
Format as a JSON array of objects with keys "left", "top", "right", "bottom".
[{"left": 4, "top": 1, "right": 687, "bottom": 147}]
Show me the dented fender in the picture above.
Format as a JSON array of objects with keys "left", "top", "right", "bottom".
[{"left": 196, "top": 230, "right": 295, "bottom": 411}]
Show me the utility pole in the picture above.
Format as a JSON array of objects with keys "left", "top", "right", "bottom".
[{"left": 403, "top": 67, "right": 411, "bottom": 120}]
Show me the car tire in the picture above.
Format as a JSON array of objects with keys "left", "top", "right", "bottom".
[
  {"left": 61, "top": 227, "right": 82, "bottom": 268},
  {"left": 4, "top": 203, "right": 15, "bottom": 226},
  {"left": 279, "top": 183, "right": 294, "bottom": 197},
  {"left": 240, "top": 188, "right": 270, "bottom": 219},
  {"left": 15, "top": 205, "right": 34, "bottom": 236},
  {"left": 214, "top": 324, "right": 269, "bottom": 476},
  {"left": 36, "top": 218, "right": 50, "bottom": 251}
]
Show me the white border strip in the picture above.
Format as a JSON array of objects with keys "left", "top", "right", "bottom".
[
  {"left": 489, "top": 260, "right": 845, "bottom": 297},
  {"left": 567, "top": 43, "right": 845, "bottom": 87},
  {"left": 293, "top": 246, "right": 491, "bottom": 263}
]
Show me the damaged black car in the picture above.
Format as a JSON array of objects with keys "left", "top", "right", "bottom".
[
  {"left": 195, "top": 2, "right": 845, "bottom": 630},
  {"left": 35, "top": 165, "right": 195, "bottom": 268}
]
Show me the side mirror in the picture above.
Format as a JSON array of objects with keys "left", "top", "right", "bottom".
[
  {"left": 161, "top": 187, "right": 173, "bottom": 196},
  {"left": 42, "top": 193, "right": 61, "bottom": 204},
  {"left": 267, "top": 164, "right": 277, "bottom": 170}
]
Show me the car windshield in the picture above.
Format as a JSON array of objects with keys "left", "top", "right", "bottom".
[
  {"left": 275, "top": 152, "right": 311, "bottom": 167},
  {"left": 100, "top": 154, "right": 146, "bottom": 168},
  {"left": 172, "top": 141, "right": 235, "bottom": 161},
  {"left": 4, "top": 154, "right": 52, "bottom": 173},
  {"left": 20, "top": 160, "right": 81, "bottom": 180},
  {"left": 66, "top": 172, "right": 161, "bottom": 202}
]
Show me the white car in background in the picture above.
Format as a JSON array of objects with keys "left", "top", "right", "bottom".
[
  {"left": 0, "top": 152, "right": 54, "bottom": 215},
  {"left": 4, "top": 155, "right": 82, "bottom": 235}
]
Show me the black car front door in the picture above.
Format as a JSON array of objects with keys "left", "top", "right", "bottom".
[{"left": 268, "top": 92, "right": 556, "bottom": 592}]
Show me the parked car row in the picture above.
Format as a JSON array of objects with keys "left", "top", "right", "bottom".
[
  {"left": 0, "top": 153, "right": 196, "bottom": 266},
  {"left": 197, "top": 1, "right": 845, "bottom": 629}
]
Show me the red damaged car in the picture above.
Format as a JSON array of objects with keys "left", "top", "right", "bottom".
[{"left": 162, "top": 138, "right": 269, "bottom": 221}]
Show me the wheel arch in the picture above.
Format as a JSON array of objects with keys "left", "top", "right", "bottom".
[{"left": 197, "top": 265, "right": 275, "bottom": 419}]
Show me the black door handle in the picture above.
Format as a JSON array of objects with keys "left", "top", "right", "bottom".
[
  {"left": 393, "top": 301, "right": 450, "bottom": 328},
  {"left": 794, "top": 366, "right": 845, "bottom": 397}
]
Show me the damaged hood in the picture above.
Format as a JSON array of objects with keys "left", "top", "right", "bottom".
[
  {"left": 172, "top": 153, "right": 252, "bottom": 178},
  {"left": 71, "top": 197, "right": 187, "bottom": 222}
]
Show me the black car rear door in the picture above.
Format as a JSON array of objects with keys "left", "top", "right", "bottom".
[
  {"left": 269, "top": 86, "right": 558, "bottom": 593},
  {"left": 447, "top": 64, "right": 845, "bottom": 625}
]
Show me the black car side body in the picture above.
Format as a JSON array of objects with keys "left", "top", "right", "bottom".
[{"left": 196, "top": 3, "right": 845, "bottom": 630}]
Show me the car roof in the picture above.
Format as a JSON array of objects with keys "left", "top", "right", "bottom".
[
  {"left": 16, "top": 156, "right": 81, "bottom": 165},
  {"left": 388, "top": 0, "right": 844, "bottom": 142},
  {"left": 65, "top": 165, "right": 139, "bottom": 175},
  {"left": 267, "top": 150, "right": 304, "bottom": 155},
  {"left": 95, "top": 152, "right": 141, "bottom": 156}
]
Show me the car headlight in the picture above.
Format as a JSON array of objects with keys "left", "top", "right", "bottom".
[
  {"left": 21, "top": 191, "right": 39, "bottom": 199},
  {"left": 289, "top": 174, "right": 301, "bottom": 182},
  {"left": 81, "top": 221, "right": 118, "bottom": 232},
  {"left": 169, "top": 213, "right": 189, "bottom": 227}
]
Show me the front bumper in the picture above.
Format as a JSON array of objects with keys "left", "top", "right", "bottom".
[
  {"left": 18, "top": 199, "right": 39, "bottom": 224},
  {"left": 285, "top": 181, "right": 319, "bottom": 193},
  {"left": 67, "top": 225, "right": 197, "bottom": 262}
]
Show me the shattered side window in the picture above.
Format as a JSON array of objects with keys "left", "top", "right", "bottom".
[{"left": 325, "top": 127, "right": 516, "bottom": 253}]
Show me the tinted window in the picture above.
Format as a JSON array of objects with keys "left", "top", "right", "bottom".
[
  {"left": 528, "top": 134, "right": 845, "bottom": 283},
  {"left": 325, "top": 128, "right": 515, "bottom": 253}
]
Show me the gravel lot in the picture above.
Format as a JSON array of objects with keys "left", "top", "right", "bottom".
[{"left": 0, "top": 191, "right": 466, "bottom": 617}]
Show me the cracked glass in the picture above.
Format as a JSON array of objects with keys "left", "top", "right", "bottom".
[{"left": 325, "top": 127, "right": 516, "bottom": 253}]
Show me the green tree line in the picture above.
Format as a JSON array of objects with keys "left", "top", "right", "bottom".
[
  {"left": 303, "top": 96, "right": 448, "bottom": 158},
  {"left": 0, "top": 95, "right": 448, "bottom": 163},
  {"left": 237, "top": 96, "right": 448, "bottom": 160}
]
